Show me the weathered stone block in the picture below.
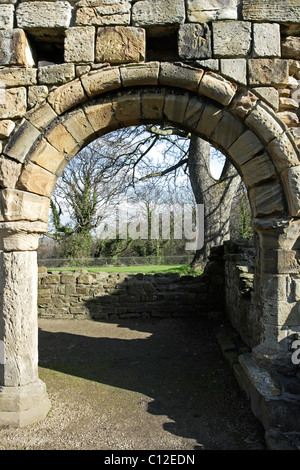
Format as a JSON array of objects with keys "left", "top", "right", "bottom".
[
  {"left": 29, "top": 138, "right": 67, "bottom": 176},
  {"left": 0, "top": 119, "right": 15, "bottom": 138},
  {"left": 26, "top": 101, "right": 57, "bottom": 131},
  {"left": 164, "top": 91, "right": 189, "bottom": 126},
  {"left": 4, "top": 119, "right": 40, "bottom": 162},
  {"left": 253, "top": 23, "right": 281, "bottom": 58},
  {"left": 241, "top": 152, "right": 276, "bottom": 188},
  {"left": 183, "top": 95, "right": 205, "bottom": 129},
  {"left": 16, "top": 1, "right": 72, "bottom": 29},
  {"left": 245, "top": 103, "right": 285, "bottom": 144},
  {"left": 112, "top": 91, "right": 142, "bottom": 126},
  {"left": 0, "top": 29, "right": 35, "bottom": 66},
  {"left": 267, "top": 132, "right": 300, "bottom": 172},
  {"left": 81, "top": 67, "right": 121, "bottom": 97},
  {"left": 0, "top": 154, "right": 21, "bottom": 188},
  {"left": 120, "top": 62, "right": 160, "bottom": 87},
  {"left": 281, "top": 37, "right": 300, "bottom": 60},
  {"left": 64, "top": 27, "right": 95, "bottom": 63},
  {"left": 83, "top": 96, "right": 118, "bottom": 136},
  {"left": 0, "top": 188, "right": 50, "bottom": 223},
  {"left": 159, "top": 62, "right": 204, "bottom": 92},
  {"left": 242, "top": 0, "right": 300, "bottom": 23},
  {"left": 47, "top": 79, "right": 86, "bottom": 114},
  {"left": 95, "top": 26, "right": 146, "bottom": 64},
  {"left": 0, "top": 87, "right": 27, "bottom": 119},
  {"left": 38, "top": 63, "right": 75, "bottom": 85},
  {"left": 220, "top": 59, "right": 247, "bottom": 85},
  {"left": 228, "top": 130, "right": 264, "bottom": 165},
  {"left": 0, "top": 5, "right": 14, "bottom": 29},
  {"left": 211, "top": 111, "right": 244, "bottom": 149},
  {"left": 141, "top": 89, "right": 165, "bottom": 122},
  {"left": 212, "top": 21, "right": 251, "bottom": 58},
  {"left": 44, "top": 122, "right": 79, "bottom": 156},
  {"left": 252, "top": 87, "right": 279, "bottom": 111},
  {"left": 281, "top": 166, "right": 300, "bottom": 217},
  {"left": 27, "top": 85, "right": 48, "bottom": 109},
  {"left": 248, "top": 59, "right": 289, "bottom": 87},
  {"left": 178, "top": 23, "right": 211, "bottom": 60},
  {"left": 196, "top": 101, "right": 223, "bottom": 136},
  {"left": 230, "top": 90, "right": 258, "bottom": 118},
  {"left": 132, "top": 0, "right": 185, "bottom": 32},
  {"left": 199, "top": 72, "right": 237, "bottom": 106},
  {"left": 186, "top": 0, "right": 239, "bottom": 22},
  {"left": 17, "top": 162, "right": 57, "bottom": 198},
  {"left": 61, "top": 108, "right": 97, "bottom": 146},
  {"left": 0, "top": 67, "right": 37, "bottom": 88},
  {"left": 75, "top": 0, "right": 131, "bottom": 26},
  {"left": 249, "top": 181, "right": 285, "bottom": 217}
]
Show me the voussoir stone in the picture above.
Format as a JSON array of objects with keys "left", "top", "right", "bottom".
[
  {"left": 17, "top": 162, "right": 57, "bottom": 198},
  {"left": 81, "top": 66, "right": 121, "bottom": 97},
  {"left": 120, "top": 62, "right": 160, "bottom": 87},
  {"left": 47, "top": 79, "right": 86, "bottom": 114},
  {"left": 159, "top": 63, "right": 204, "bottom": 92},
  {"left": 199, "top": 72, "right": 237, "bottom": 106}
]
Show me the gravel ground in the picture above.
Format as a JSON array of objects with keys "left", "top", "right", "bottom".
[{"left": 0, "top": 317, "right": 266, "bottom": 451}]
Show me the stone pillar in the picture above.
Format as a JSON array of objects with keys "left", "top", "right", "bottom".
[
  {"left": 0, "top": 224, "right": 51, "bottom": 427},
  {"left": 250, "top": 217, "right": 300, "bottom": 374}
]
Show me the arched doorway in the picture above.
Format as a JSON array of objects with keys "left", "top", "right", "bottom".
[{"left": 0, "top": 62, "right": 299, "bottom": 426}]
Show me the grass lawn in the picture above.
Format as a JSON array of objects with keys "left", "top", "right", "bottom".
[{"left": 47, "top": 264, "right": 202, "bottom": 276}]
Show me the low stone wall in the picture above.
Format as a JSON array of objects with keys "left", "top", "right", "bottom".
[
  {"left": 223, "top": 240, "right": 257, "bottom": 348},
  {"left": 38, "top": 267, "right": 225, "bottom": 320}
]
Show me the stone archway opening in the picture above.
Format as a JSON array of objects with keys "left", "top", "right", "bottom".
[{"left": 0, "top": 63, "right": 299, "bottom": 432}]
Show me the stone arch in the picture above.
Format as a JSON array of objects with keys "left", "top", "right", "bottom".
[
  {"left": 1, "top": 62, "right": 300, "bottom": 427},
  {"left": 2, "top": 63, "right": 299, "bottom": 233}
]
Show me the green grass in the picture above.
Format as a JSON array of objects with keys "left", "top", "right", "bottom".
[{"left": 47, "top": 264, "right": 202, "bottom": 276}]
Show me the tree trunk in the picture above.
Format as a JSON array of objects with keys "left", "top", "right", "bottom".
[{"left": 188, "top": 135, "right": 241, "bottom": 269}]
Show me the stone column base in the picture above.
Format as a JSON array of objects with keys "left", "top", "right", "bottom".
[
  {"left": 0, "top": 379, "right": 51, "bottom": 427},
  {"left": 234, "top": 353, "right": 300, "bottom": 433}
]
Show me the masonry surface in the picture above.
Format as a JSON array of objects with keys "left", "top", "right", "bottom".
[{"left": 0, "top": 0, "right": 300, "bottom": 447}]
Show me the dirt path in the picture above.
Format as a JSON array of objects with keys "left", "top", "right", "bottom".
[{"left": 0, "top": 317, "right": 266, "bottom": 450}]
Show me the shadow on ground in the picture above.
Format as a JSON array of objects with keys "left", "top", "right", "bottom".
[{"left": 33, "top": 316, "right": 266, "bottom": 450}]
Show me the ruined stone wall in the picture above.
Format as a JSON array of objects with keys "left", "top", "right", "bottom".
[
  {"left": 223, "top": 240, "right": 257, "bottom": 348},
  {"left": 37, "top": 268, "right": 224, "bottom": 320},
  {"left": 0, "top": 0, "right": 299, "bottom": 156}
]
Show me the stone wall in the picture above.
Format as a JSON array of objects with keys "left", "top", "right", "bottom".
[
  {"left": 37, "top": 266, "right": 225, "bottom": 320},
  {"left": 223, "top": 240, "right": 257, "bottom": 348},
  {"left": 0, "top": 0, "right": 299, "bottom": 157}
]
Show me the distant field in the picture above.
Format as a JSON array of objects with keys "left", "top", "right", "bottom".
[{"left": 48, "top": 264, "right": 202, "bottom": 276}]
